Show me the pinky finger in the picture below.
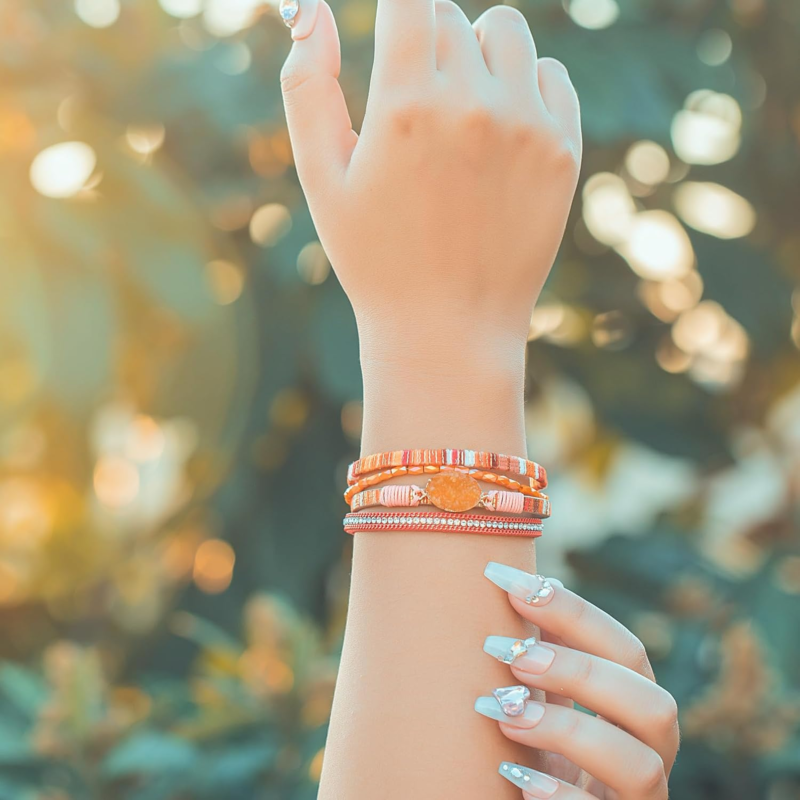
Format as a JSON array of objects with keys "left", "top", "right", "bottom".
[
  {"left": 498, "top": 762, "right": 593, "bottom": 799},
  {"left": 538, "top": 57, "right": 581, "bottom": 156}
]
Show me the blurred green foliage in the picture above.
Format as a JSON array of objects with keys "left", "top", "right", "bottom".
[{"left": 0, "top": 0, "right": 799, "bottom": 798}]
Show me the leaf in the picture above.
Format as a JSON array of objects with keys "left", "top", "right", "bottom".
[
  {"left": 102, "top": 731, "right": 199, "bottom": 778},
  {"left": 0, "top": 663, "right": 48, "bottom": 718}
]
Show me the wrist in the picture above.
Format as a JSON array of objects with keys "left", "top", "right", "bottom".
[{"left": 358, "top": 330, "right": 528, "bottom": 457}]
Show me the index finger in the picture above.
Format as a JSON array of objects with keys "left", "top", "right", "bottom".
[
  {"left": 484, "top": 563, "right": 655, "bottom": 680},
  {"left": 374, "top": 0, "right": 436, "bottom": 81}
]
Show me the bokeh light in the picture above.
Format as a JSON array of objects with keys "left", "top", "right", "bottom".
[
  {"left": 582, "top": 172, "right": 637, "bottom": 247},
  {"left": 250, "top": 203, "right": 293, "bottom": 246},
  {"left": 567, "top": 0, "right": 619, "bottom": 30},
  {"left": 74, "top": 0, "right": 120, "bottom": 28},
  {"left": 617, "top": 210, "right": 695, "bottom": 280},
  {"left": 625, "top": 141, "right": 671, "bottom": 186},
  {"left": 673, "top": 182, "right": 757, "bottom": 239},
  {"left": 193, "top": 539, "right": 236, "bottom": 594},
  {"left": 671, "top": 90, "right": 742, "bottom": 165},
  {"left": 158, "top": 0, "right": 203, "bottom": 17},
  {"left": 205, "top": 260, "right": 246, "bottom": 304},
  {"left": 30, "top": 142, "right": 97, "bottom": 198},
  {"left": 297, "top": 242, "right": 331, "bottom": 285}
]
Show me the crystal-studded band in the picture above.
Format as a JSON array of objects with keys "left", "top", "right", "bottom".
[
  {"left": 343, "top": 511, "right": 544, "bottom": 537},
  {"left": 347, "top": 449, "right": 547, "bottom": 488}
]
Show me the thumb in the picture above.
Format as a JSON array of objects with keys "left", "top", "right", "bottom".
[{"left": 280, "top": 0, "right": 356, "bottom": 193}]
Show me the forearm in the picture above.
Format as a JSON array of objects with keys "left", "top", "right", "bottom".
[{"left": 319, "top": 350, "right": 544, "bottom": 799}]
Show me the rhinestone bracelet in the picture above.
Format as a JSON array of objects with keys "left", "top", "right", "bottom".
[
  {"left": 343, "top": 511, "right": 544, "bottom": 537},
  {"left": 350, "top": 483, "right": 551, "bottom": 518},
  {"left": 348, "top": 449, "right": 547, "bottom": 489},
  {"left": 343, "top": 465, "right": 547, "bottom": 505}
]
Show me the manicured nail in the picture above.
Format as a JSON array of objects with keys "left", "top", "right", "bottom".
[
  {"left": 499, "top": 762, "right": 559, "bottom": 798},
  {"left": 484, "top": 635, "right": 555, "bottom": 673},
  {"left": 280, "top": 0, "right": 321, "bottom": 40},
  {"left": 484, "top": 562, "right": 555, "bottom": 606},
  {"left": 474, "top": 695, "right": 545, "bottom": 728}
]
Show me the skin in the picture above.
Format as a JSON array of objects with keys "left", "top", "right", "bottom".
[{"left": 280, "top": 0, "right": 679, "bottom": 797}]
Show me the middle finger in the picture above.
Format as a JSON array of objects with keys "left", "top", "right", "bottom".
[{"left": 484, "top": 636, "right": 680, "bottom": 765}]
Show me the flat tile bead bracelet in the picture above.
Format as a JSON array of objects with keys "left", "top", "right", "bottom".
[
  {"left": 349, "top": 483, "right": 551, "bottom": 518},
  {"left": 347, "top": 449, "right": 547, "bottom": 489}
]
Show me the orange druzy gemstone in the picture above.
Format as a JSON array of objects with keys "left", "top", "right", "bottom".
[{"left": 426, "top": 472, "right": 482, "bottom": 512}]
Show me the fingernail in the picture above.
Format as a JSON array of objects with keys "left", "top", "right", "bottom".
[
  {"left": 474, "top": 695, "right": 545, "bottom": 728},
  {"left": 484, "top": 562, "right": 556, "bottom": 606},
  {"left": 499, "top": 762, "right": 559, "bottom": 798},
  {"left": 281, "top": 0, "right": 321, "bottom": 40},
  {"left": 484, "top": 636, "right": 556, "bottom": 673}
]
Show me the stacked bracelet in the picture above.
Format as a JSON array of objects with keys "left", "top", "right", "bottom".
[
  {"left": 348, "top": 449, "right": 547, "bottom": 489},
  {"left": 343, "top": 511, "right": 544, "bottom": 536},
  {"left": 350, "top": 483, "right": 551, "bottom": 518}
]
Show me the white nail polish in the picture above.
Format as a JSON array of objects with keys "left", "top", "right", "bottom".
[
  {"left": 484, "top": 562, "right": 555, "bottom": 605},
  {"left": 499, "top": 762, "right": 559, "bottom": 798}
]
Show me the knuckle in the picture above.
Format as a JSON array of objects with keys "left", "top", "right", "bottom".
[
  {"left": 280, "top": 63, "right": 314, "bottom": 97},
  {"left": 555, "top": 709, "right": 583, "bottom": 740},
  {"left": 622, "top": 635, "right": 652, "bottom": 676},
  {"left": 387, "top": 96, "right": 435, "bottom": 136},
  {"left": 549, "top": 135, "right": 580, "bottom": 174},
  {"left": 634, "top": 752, "right": 668, "bottom": 797},
  {"left": 571, "top": 652, "right": 596, "bottom": 689},
  {"left": 652, "top": 692, "right": 680, "bottom": 734},
  {"left": 460, "top": 103, "right": 496, "bottom": 136}
]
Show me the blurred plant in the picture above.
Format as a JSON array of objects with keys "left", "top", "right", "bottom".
[{"left": 0, "top": 595, "right": 336, "bottom": 799}]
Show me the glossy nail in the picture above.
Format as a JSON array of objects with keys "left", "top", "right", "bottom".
[
  {"left": 484, "top": 635, "right": 555, "bottom": 673},
  {"left": 499, "top": 762, "right": 559, "bottom": 798},
  {"left": 280, "top": 0, "right": 321, "bottom": 40},
  {"left": 484, "top": 562, "right": 555, "bottom": 606},
  {"left": 474, "top": 695, "right": 545, "bottom": 728}
]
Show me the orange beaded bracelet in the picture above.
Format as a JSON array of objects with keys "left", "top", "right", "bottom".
[{"left": 348, "top": 449, "right": 547, "bottom": 489}]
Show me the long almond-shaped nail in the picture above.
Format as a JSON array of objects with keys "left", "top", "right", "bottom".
[
  {"left": 484, "top": 562, "right": 555, "bottom": 606},
  {"left": 484, "top": 635, "right": 556, "bottom": 673},
  {"left": 474, "top": 695, "right": 545, "bottom": 728},
  {"left": 280, "top": 0, "right": 321, "bottom": 40},
  {"left": 499, "top": 762, "right": 559, "bottom": 798}
]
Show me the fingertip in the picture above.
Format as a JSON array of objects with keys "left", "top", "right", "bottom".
[{"left": 290, "top": 0, "right": 321, "bottom": 40}]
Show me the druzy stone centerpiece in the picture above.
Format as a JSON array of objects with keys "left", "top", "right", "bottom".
[
  {"left": 425, "top": 472, "right": 482, "bottom": 512},
  {"left": 279, "top": 0, "right": 299, "bottom": 26},
  {"left": 492, "top": 685, "right": 530, "bottom": 717}
]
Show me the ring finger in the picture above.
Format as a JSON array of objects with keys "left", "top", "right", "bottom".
[
  {"left": 484, "top": 636, "right": 679, "bottom": 765},
  {"left": 476, "top": 699, "right": 669, "bottom": 800}
]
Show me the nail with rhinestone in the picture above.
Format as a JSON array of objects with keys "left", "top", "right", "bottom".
[
  {"left": 499, "top": 762, "right": 559, "bottom": 798},
  {"left": 474, "top": 693, "right": 544, "bottom": 728},
  {"left": 484, "top": 635, "right": 537, "bottom": 664},
  {"left": 279, "top": 0, "right": 299, "bottom": 27},
  {"left": 280, "top": 0, "right": 320, "bottom": 40},
  {"left": 491, "top": 684, "right": 530, "bottom": 716},
  {"left": 484, "top": 562, "right": 556, "bottom": 606}
]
